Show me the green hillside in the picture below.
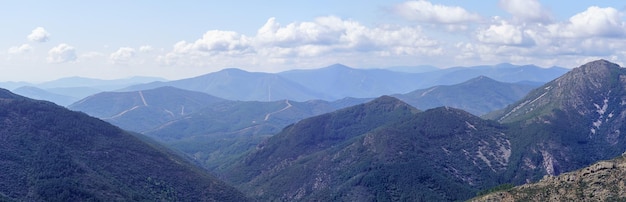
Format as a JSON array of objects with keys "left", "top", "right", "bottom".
[{"left": 0, "top": 89, "right": 247, "bottom": 201}]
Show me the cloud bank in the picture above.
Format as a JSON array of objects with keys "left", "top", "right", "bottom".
[{"left": 160, "top": 16, "right": 440, "bottom": 69}]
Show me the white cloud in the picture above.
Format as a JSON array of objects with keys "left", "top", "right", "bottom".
[
  {"left": 499, "top": 0, "right": 552, "bottom": 23},
  {"left": 155, "top": 4, "right": 626, "bottom": 71},
  {"left": 47, "top": 43, "right": 77, "bottom": 63},
  {"left": 160, "top": 16, "right": 439, "bottom": 68},
  {"left": 464, "top": 3, "right": 626, "bottom": 68},
  {"left": 7, "top": 44, "right": 33, "bottom": 54},
  {"left": 139, "top": 45, "right": 154, "bottom": 53},
  {"left": 110, "top": 47, "right": 136, "bottom": 65},
  {"left": 177, "top": 30, "right": 252, "bottom": 54},
  {"left": 160, "top": 30, "right": 253, "bottom": 66},
  {"left": 258, "top": 16, "right": 439, "bottom": 56},
  {"left": 561, "top": 6, "right": 626, "bottom": 38},
  {"left": 392, "top": 0, "right": 482, "bottom": 24},
  {"left": 27, "top": 27, "right": 51, "bottom": 43},
  {"left": 476, "top": 18, "right": 534, "bottom": 46}
]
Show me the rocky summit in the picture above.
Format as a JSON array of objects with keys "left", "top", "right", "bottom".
[{"left": 483, "top": 60, "right": 626, "bottom": 184}]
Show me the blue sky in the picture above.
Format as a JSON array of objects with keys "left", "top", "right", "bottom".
[{"left": 1, "top": 0, "right": 626, "bottom": 82}]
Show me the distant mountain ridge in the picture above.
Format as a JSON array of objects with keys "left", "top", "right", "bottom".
[
  {"left": 69, "top": 86, "right": 370, "bottom": 171},
  {"left": 9, "top": 76, "right": 166, "bottom": 106},
  {"left": 13, "top": 86, "right": 78, "bottom": 106},
  {"left": 69, "top": 86, "right": 227, "bottom": 133},
  {"left": 120, "top": 63, "right": 567, "bottom": 102},
  {"left": 121, "top": 68, "right": 327, "bottom": 101},
  {"left": 394, "top": 75, "right": 537, "bottom": 115}
]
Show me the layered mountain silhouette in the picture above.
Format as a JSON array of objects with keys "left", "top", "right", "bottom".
[
  {"left": 9, "top": 76, "right": 166, "bottom": 106},
  {"left": 69, "top": 86, "right": 370, "bottom": 170},
  {"left": 394, "top": 76, "right": 537, "bottom": 115},
  {"left": 33, "top": 60, "right": 620, "bottom": 201},
  {"left": 214, "top": 59, "right": 626, "bottom": 201},
  {"left": 121, "top": 68, "right": 326, "bottom": 101},
  {"left": 13, "top": 86, "right": 78, "bottom": 106},
  {"left": 69, "top": 86, "right": 227, "bottom": 133},
  {"left": 119, "top": 63, "right": 566, "bottom": 102},
  {"left": 280, "top": 63, "right": 566, "bottom": 100},
  {"left": 422, "top": 63, "right": 569, "bottom": 86},
  {"left": 0, "top": 89, "right": 247, "bottom": 201},
  {"left": 278, "top": 64, "right": 420, "bottom": 99}
]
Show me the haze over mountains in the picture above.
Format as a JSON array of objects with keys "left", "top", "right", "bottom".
[
  {"left": 9, "top": 60, "right": 621, "bottom": 201},
  {"left": 67, "top": 62, "right": 556, "bottom": 175},
  {"left": 120, "top": 63, "right": 566, "bottom": 102},
  {"left": 0, "top": 89, "right": 247, "bottom": 201},
  {"left": 214, "top": 59, "right": 626, "bottom": 201},
  {"left": 69, "top": 86, "right": 369, "bottom": 170},
  {"left": 7, "top": 63, "right": 566, "bottom": 108},
  {"left": 5, "top": 76, "right": 166, "bottom": 106},
  {"left": 394, "top": 76, "right": 537, "bottom": 115}
]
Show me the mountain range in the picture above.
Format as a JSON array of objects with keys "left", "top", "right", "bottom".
[
  {"left": 9, "top": 76, "right": 166, "bottom": 106},
  {"left": 279, "top": 63, "right": 565, "bottom": 100},
  {"left": 9, "top": 63, "right": 565, "bottom": 107},
  {"left": 120, "top": 68, "right": 327, "bottom": 101},
  {"left": 3, "top": 59, "right": 623, "bottom": 200},
  {"left": 69, "top": 86, "right": 227, "bottom": 133},
  {"left": 216, "top": 60, "right": 626, "bottom": 201},
  {"left": 394, "top": 76, "right": 537, "bottom": 115},
  {"left": 69, "top": 86, "right": 369, "bottom": 170},
  {"left": 0, "top": 89, "right": 247, "bottom": 201},
  {"left": 120, "top": 63, "right": 567, "bottom": 102},
  {"left": 222, "top": 96, "right": 510, "bottom": 201},
  {"left": 13, "top": 86, "right": 78, "bottom": 106},
  {"left": 11, "top": 60, "right": 626, "bottom": 201}
]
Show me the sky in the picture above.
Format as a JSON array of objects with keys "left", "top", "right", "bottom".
[{"left": 1, "top": 0, "right": 626, "bottom": 82}]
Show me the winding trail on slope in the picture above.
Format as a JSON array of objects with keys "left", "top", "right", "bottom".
[
  {"left": 138, "top": 91, "right": 148, "bottom": 106},
  {"left": 107, "top": 91, "right": 149, "bottom": 120},
  {"left": 107, "top": 106, "right": 142, "bottom": 119},
  {"left": 264, "top": 100, "right": 292, "bottom": 121}
]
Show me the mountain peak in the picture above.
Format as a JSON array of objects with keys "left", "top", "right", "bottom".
[
  {"left": 465, "top": 75, "right": 497, "bottom": 83},
  {"left": 573, "top": 59, "right": 621, "bottom": 76},
  {"left": 366, "top": 95, "right": 418, "bottom": 113},
  {"left": 492, "top": 59, "right": 626, "bottom": 123},
  {"left": 324, "top": 63, "right": 353, "bottom": 70},
  {"left": 216, "top": 68, "right": 250, "bottom": 74}
]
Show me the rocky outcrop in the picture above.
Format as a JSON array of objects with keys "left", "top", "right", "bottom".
[{"left": 472, "top": 154, "right": 626, "bottom": 201}]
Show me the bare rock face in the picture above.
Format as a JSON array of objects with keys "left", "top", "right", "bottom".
[
  {"left": 493, "top": 59, "right": 626, "bottom": 124},
  {"left": 484, "top": 59, "right": 626, "bottom": 183},
  {"left": 471, "top": 154, "right": 626, "bottom": 201}
]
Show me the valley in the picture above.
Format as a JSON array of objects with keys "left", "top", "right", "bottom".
[
  {"left": 4, "top": 60, "right": 626, "bottom": 201},
  {"left": 4, "top": 1, "right": 626, "bottom": 201}
]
